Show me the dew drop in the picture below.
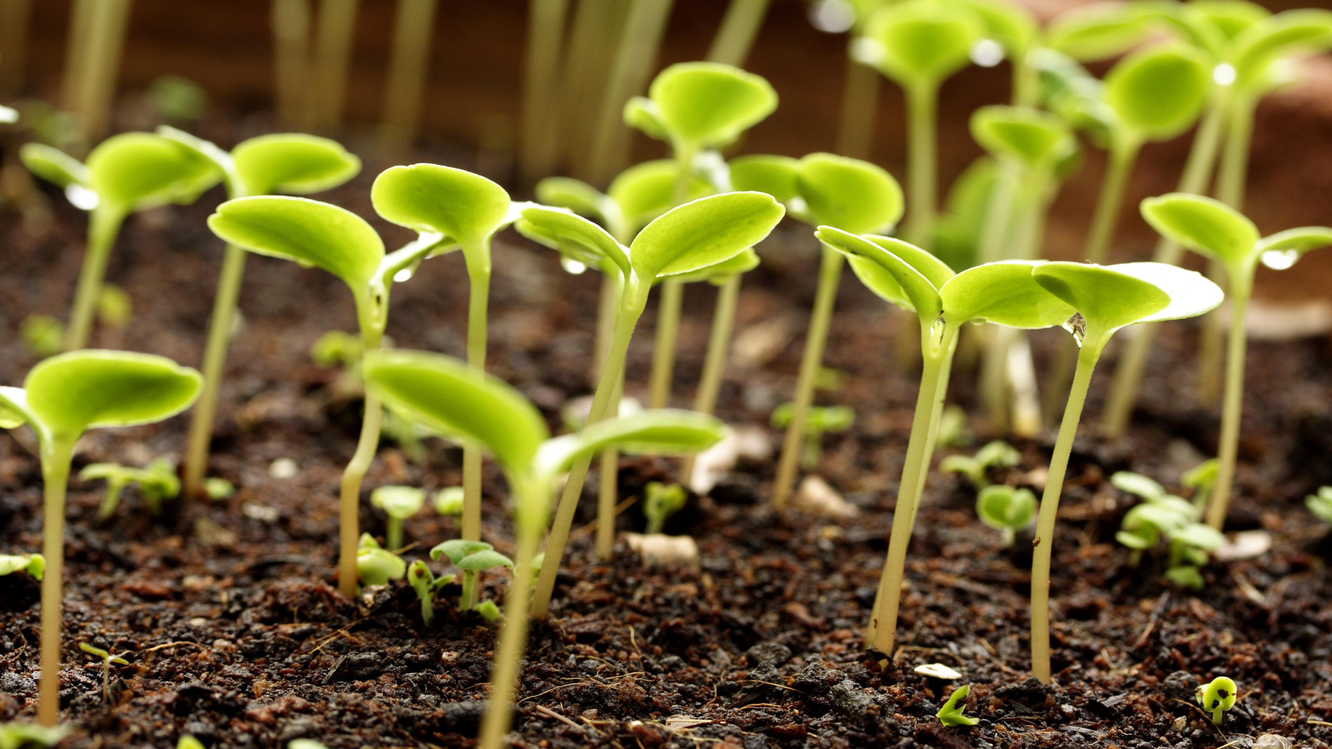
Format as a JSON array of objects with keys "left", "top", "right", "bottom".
[
  {"left": 971, "top": 39, "right": 1005, "bottom": 68},
  {"left": 1213, "top": 63, "right": 1237, "bottom": 86},
  {"left": 809, "top": 0, "right": 855, "bottom": 33},
  {"left": 66, "top": 184, "right": 98, "bottom": 211}
]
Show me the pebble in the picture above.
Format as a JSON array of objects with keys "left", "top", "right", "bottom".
[{"left": 269, "top": 458, "right": 299, "bottom": 479}]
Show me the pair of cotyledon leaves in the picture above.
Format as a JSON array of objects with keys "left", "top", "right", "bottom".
[
  {"left": 1141, "top": 192, "right": 1332, "bottom": 275},
  {"left": 624, "top": 62, "right": 778, "bottom": 154}
]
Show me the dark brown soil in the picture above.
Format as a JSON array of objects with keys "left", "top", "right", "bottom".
[{"left": 2, "top": 127, "right": 1332, "bottom": 749}]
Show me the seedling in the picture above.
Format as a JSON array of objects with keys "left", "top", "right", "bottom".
[
  {"left": 159, "top": 128, "right": 361, "bottom": 500},
  {"left": 18, "top": 315, "right": 62, "bottom": 357},
  {"left": 940, "top": 440, "right": 1019, "bottom": 489},
  {"left": 770, "top": 403, "right": 854, "bottom": 471},
  {"left": 1028, "top": 261, "right": 1222, "bottom": 684},
  {"left": 356, "top": 534, "right": 406, "bottom": 587},
  {"left": 370, "top": 485, "right": 425, "bottom": 550},
  {"left": 80, "top": 459, "right": 179, "bottom": 520},
  {"left": 21, "top": 133, "right": 220, "bottom": 350},
  {"left": 936, "top": 684, "right": 979, "bottom": 727},
  {"left": 177, "top": 737, "right": 205, "bottom": 749},
  {"left": 0, "top": 350, "right": 201, "bottom": 726},
  {"left": 434, "top": 486, "right": 464, "bottom": 517},
  {"left": 362, "top": 349, "right": 726, "bottom": 749},
  {"left": 643, "top": 481, "right": 687, "bottom": 535},
  {"left": 1197, "top": 676, "right": 1239, "bottom": 725},
  {"left": 0, "top": 724, "right": 70, "bottom": 749},
  {"left": 1182, "top": 459, "right": 1219, "bottom": 515},
  {"left": 976, "top": 485, "right": 1036, "bottom": 547},
  {"left": 1141, "top": 193, "right": 1332, "bottom": 530},
  {"left": 1307, "top": 487, "right": 1332, "bottom": 524},
  {"left": 431, "top": 539, "right": 512, "bottom": 612},
  {"left": 0, "top": 553, "right": 44, "bottom": 580},
  {"left": 78, "top": 642, "right": 129, "bottom": 704},
  {"left": 407, "top": 560, "right": 454, "bottom": 626},
  {"left": 1112, "top": 471, "right": 1222, "bottom": 586},
  {"left": 475, "top": 600, "right": 501, "bottom": 623},
  {"left": 208, "top": 193, "right": 449, "bottom": 597}
]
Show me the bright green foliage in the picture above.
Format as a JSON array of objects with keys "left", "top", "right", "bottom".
[
  {"left": 970, "top": 106, "right": 1077, "bottom": 170},
  {"left": 476, "top": 600, "right": 502, "bottom": 622},
  {"left": 975, "top": 485, "right": 1036, "bottom": 546},
  {"left": 82, "top": 133, "right": 219, "bottom": 212},
  {"left": 0, "top": 724, "right": 70, "bottom": 749},
  {"left": 80, "top": 459, "right": 180, "bottom": 520},
  {"left": 1032, "top": 262, "right": 1222, "bottom": 342},
  {"left": 20, "top": 143, "right": 89, "bottom": 192},
  {"left": 371, "top": 164, "right": 511, "bottom": 256},
  {"left": 0, "top": 554, "right": 44, "bottom": 581},
  {"left": 936, "top": 684, "right": 979, "bottom": 727},
  {"left": 79, "top": 642, "right": 129, "bottom": 703},
  {"left": 1181, "top": 459, "right": 1219, "bottom": 513},
  {"left": 858, "top": 1, "right": 982, "bottom": 88},
  {"left": 1308, "top": 487, "right": 1332, "bottom": 524},
  {"left": 1103, "top": 43, "right": 1210, "bottom": 146},
  {"left": 771, "top": 402, "right": 855, "bottom": 470},
  {"left": 625, "top": 62, "right": 778, "bottom": 153},
  {"left": 228, "top": 133, "right": 361, "bottom": 196},
  {"left": 177, "top": 737, "right": 206, "bottom": 749},
  {"left": 434, "top": 486, "right": 465, "bottom": 516},
  {"left": 666, "top": 248, "right": 759, "bottom": 285},
  {"left": 1196, "top": 676, "right": 1239, "bottom": 725},
  {"left": 356, "top": 533, "right": 406, "bottom": 586},
  {"left": 950, "top": 0, "right": 1038, "bottom": 62},
  {"left": 643, "top": 482, "right": 688, "bottom": 535},
  {"left": 408, "top": 560, "right": 455, "bottom": 626},
  {"left": 371, "top": 485, "right": 426, "bottom": 549},
  {"left": 1046, "top": 2, "right": 1151, "bottom": 61},
  {"left": 941, "top": 440, "right": 1019, "bottom": 489},
  {"left": 204, "top": 478, "right": 236, "bottom": 500},
  {"left": 1112, "top": 470, "right": 1222, "bottom": 587},
  {"left": 19, "top": 316, "right": 63, "bottom": 357},
  {"left": 733, "top": 152, "right": 903, "bottom": 234},
  {"left": 630, "top": 192, "right": 785, "bottom": 282}
]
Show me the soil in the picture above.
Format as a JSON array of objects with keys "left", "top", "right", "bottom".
[{"left": 2, "top": 124, "right": 1332, "bottom": 749}]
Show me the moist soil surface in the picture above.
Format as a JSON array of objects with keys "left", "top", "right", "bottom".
[{"left": 2, "top": 131, "right": 1332, "bottom": 749}]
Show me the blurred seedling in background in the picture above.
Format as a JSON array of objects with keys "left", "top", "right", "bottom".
[
  {"left": 79, "top": 458, "right": 179, "bottom": 520},
  {"left": 370, "top": 485, "right": 425, "bottom": 550},
  {"left": 0, "top": 553, "right": 44, "bottom": 580},
  {"left": 941, "top": 440, "right": 1018, "bottom": 489},
  {"left": 356, "top": 534, "right": 406, "bottom": 587},
  {"left": 1307, "top": 486, "right": 1332, "bottom": 524},
  {"left": 78, "top": 642, "right": 129, "bottom": 704},
  {"left": 643, "top": 481, "right": 687, "bottom": 535},
  {"left": 936, "top": 683, "right": 978, "bottom": 727},
  {"left": 434, "top": 486, "right": 464, "bottom": 517},
  {"left": 935, "top": 405, "right": 970, "bottom": 449},
  {"left": 1111, "top": 471, "right": 1222, "bottom": 589},
  {"left": 1182, "top": 458, "right": 1218, "bottom": 515},
  {"left": 146, "top": 76, "right": 207, "bottom": 125},
  {"left": 975, "top": 485, "right": 1035, "bottom": 547},
  {"left": 19, "top": 315, "right": 63, "bottom": 358},
  {"left": 0, "top": 350, "right": 201, "bottom": 726},
  {"left": 1197, "top": 676, "right": 1238, "bottom": 725},
  {"left": 407, "top": 560, "right": 455, "bottom": 626},
  {"left": 770, "top": 403, "right": 853, "bottom": 471},
  {"left": 431, "top": 539, "right": 513, "bottom": 612},
  {"left": 0, "top": 723, "right": 70, "bottom": 749}
]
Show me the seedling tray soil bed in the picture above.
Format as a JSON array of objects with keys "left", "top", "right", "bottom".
[{"left": 2, "top": 152, "right": 1331, "bottom": 749}]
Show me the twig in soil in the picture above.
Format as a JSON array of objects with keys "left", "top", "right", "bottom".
[
  {"left": 735, "top": 679, "right": 800, "bottom": 693},
  {"left": 534, "top": 704, "right": 583, "bottom": 730},
  {"left": 1230, "top": 569, "right": 1265, "bottom": 604},
  {"left": 569, "top": 495, "right": 639, "bottom": 543},
  {"left": 140, "top": 641, "right": 205, "bottom": 655},
  {"left": 1308, "top": 720, "right": 1332, "bottom": 727},
  {"left": 309, "top": 618, "right": 367, "bottom": 655}
]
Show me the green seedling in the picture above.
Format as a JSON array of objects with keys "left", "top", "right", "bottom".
[
  {"left": 372, "top": 163, "right": 521, "bottom": 545},
  {"left": 380, "top": 0, "right": 439, "bottom": 149},
  {"left": 361, "top": 349, "right": 726, "bottom": 749},
  {"left": 475, "top": 599, "right": 501, "bottom": 623},
  {"left": 643, "top": 481, "right": 687, "bottom": 535},
  {"left": 0, "top": 554, "right": 44, "bottom": 580},
  {"left": 380, "top": 408, "right": 434, "bottom": 466},
  {"left": 1112, "top": 471, "right": 1222, "bottom": 586},
  {"left": 97, "top": 284, "right": 132, "bottom": 330},
  {"left": 1197, "top": 676, "right": 1238, "bottom": 725},
  {"left": 147, "top": 76, "right": 207, "bottom": 124},
  {"left": 208, "top": 194, "right": 450, "bottom": 597},
  {"left": 1029, "top": 261, "right": 1222, "bottom": 684},
  {"left": 21, "top": 133, "right": 220, "bottom": 351},
  {"left": 728, "top": 152, "right": 901, "bottom": 509},
  {"left": 431, "top": 539, "right": 512, "bottom": 612},
  {"left": 818, "top": 228, "right": 1079, "bottom": 656},
  {"left": 18, "top": 315, "right": 63, "bottom": 357},
  {"left": 1142, "top": 193, "right": 1332, "bottom": 530},
  {"left": 370, "top": 485, "right": 425, "bottom": 550},
  {"left": 1307, "top": 487, "right": 1332, "bottom": 524},
  {"left": 0, "top": 724, "right": 70, "bottom": 749},
  {"left": 177, "top": 737, "right": 205, "bottom": 749},
  {"left": 80, "top": 458, "right": 179, "bottom": 520},
  {"left": 434, "top": 486, "right": 465, "bottom": 517},
  {"left": 940, "top": 440, "right": 1019, "bottom": 489},
  {"left": 311, "top": 329, "right": 363, "bottom": 370},
  {"left": 770, "top": 402, "right": 854, "bottom": 471},
  {"left": 624, "top": 62, "right": 777, "bottom": 412},
  {"left": 976, "top": 485, "right": 1036, "bottom": 547},
  {"left": 516, "top": 191, "right": 782, "bottom": 602},
  {"left": 407, "top": 560, "right": 455, "bottom": 626},
  {"left": 1182, "top": 459, "right": 1219, "bottom": 515},
  {"left": 356, "top": 533, "right": 406, "bottom": 587},
  {"left": 1045, "top": 2, "right": 1153, "bottom": 63},
  {"left": 78, "top": 642, "right": 129, "bottom": 703},
  {"left": 0, "top": 350, "right": 201, "bottom": 726},
  {"left": 936, "top": 683, "right": 979, "bottom": 727},
  {"left": 158, "top": 128, "right": 361, "bottom": 501}
]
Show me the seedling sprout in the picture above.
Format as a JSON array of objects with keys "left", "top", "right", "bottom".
[
  {"left": 643, "top": 481, "right": 687, "bottom": 535},
  {"left": 434, "top": 486, "right": 464, "bottom": 517},
  {"left": 370, "top": 485, "right": 426, "bottom": 550},
  {"left": 0, "top": 553, "right": 44, "bottom": 580},
  {"left": 407, "top": 560, "right": 454, "bottom": 626},
  {"left": 1307, "top": 487, "right": 1332, "bottom": 524},
  {"left": 79, "top": 459, "right": 179, "bottom": 520},
  {"left": 936, "top": 684, "right": 979, "bottom": 727},
  {"left": 431, "top": 539, "right": 512, "bottom": 612},
  {"left": 356, "top": 534, "right": 406, "bottom": 587},
  {"left": 1197, "top": 676, "right": 1239, "bottom": 725},
  {"left": 78, "top": 642, "right": 129, "bottom": 703},
  {"left": 0, "top": 724, "right": 70, "bottom": 749},
  {"left": 975, "top": 485, "right": 1036, "bottom": 547},
  {"left": 940, "top": 440, "right": 1019, "bottom": 489},
  {"left": 770, "top": 403, "right": 854, "bottom": 471}
]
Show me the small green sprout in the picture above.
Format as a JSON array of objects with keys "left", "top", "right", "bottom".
[
  {"left": 936, "top": 405, "right": 970, "bottom": 449},
  {"left": 1307, "top": 487, "right": 1332, "bottom": 524},
  {"left": 79, "top": 459, "right": 179, "bottom": 520},
  {"left": 475, "top": 600, "right": 501, "bottom": 622},
  {"left": 97, "top": 284, "right": 132, "bottom": 330},
  {"left": 936, "top": 683, "right": 979, "bottom": 727},
  {"left": 975, "top": 485, "right": 1036, "bottom": 547},
  {"left": 18, "top": 315, "right": 63, "bottom": 358},
  {"left": 1196, "top": 676, "right": 1239, "bottom": 725},
  {"left": 434, "top": 486, "right": 464, "bottom": 517},
  {"left": 0, "top": 553, "right": 44, "bottom": 581},
  {"left": 1181, "top": 459, "right": 1219, "bottom": 515},
  {"left": 0, "top": 350, "right": 200, "bottom": 726},
  {"left": 643, "top": 481, "right": 688, "bottom": 535},
  {"left": 78, "top": 642, "right": 129, "bottom": 704},
  {"left": 204, "top": 477, "right": 235, "bottom": 500},
  {"left": 147, "top": 76, "right": 207, "bottom": 124},
  {"left": 370, "top": 485, "right": 425, "bottom": 550},
  {"left": 380, "top": 408, "right": 435, "bottom": 466},
  {"left": 771, "top": 402, "right": 854, "bottom": 471},
  {"left": 310, "top": 329, "right": 363, "bottom": 370},
  {"left": 356, "top": 533, "right": 406, "bottom": 587},
  {"left": 0, "top": 723, "right": 70, "bottom": 749},
  {"left": 177, "top": 737, "right": 205, "bottom": 749},
  {"left": 431, "top": 539, "right": 512, "bottom": 612},
  {"left": 407, "top": 560, "right": 454, "bottom": 626},
  {"left": 940, "top": 440, "right": 1019, "bottom": 489}
]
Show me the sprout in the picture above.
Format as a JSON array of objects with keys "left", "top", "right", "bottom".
[
  {"left": 356, "top": 534, "right": 406, "bottom": 587},
  {"left": 18, "top": 315, "right": 63, "bottom": 358},
  {"left": 78, "top": 642, "right": 129, "bottom": 704},
  {"left": 310, "top": 329, "right": 363, "bottom": 371},
  {"left": 0, "top": 723, "right": 70, "bottom": 749},
  {"left": 936, "top": 684, "right": 979, "bottom": 727},
  {"left": 1307, "top": 487, "right": 1332, "bottom": 524},
  {"left": 1112, "top": 477, "right": 1222, "bottom": 588},
  {"left": 940, "top": 440, "right": 1019, "bottom": 489},
  {"left": 434, "top": 486, "right": 465, "bottom": 517},
  {"left": 475, "top": 600, "right": 501, "bottom": 623},
  {"left": 0, "top": 553, "right": 44, "bottom": 581},
  {"left": 370, "top": 485, "right": 425, "bottom": 550},
  {"left": 362, "top": 349, "right": 727, "bottom": 749},
  {"left": 21, "top": 133, "right": 220, "bottom": 351},
  {"left": 79, "top": 458, "right": 179, "bottom": 520},
  {"left": 288, "top": 741, "right": 328, "bottom": 749},
  {"left": 407, "top": 560, "right": 454, "bottom": 626},
  {"left": 177, "top": 737, "right": 205, "bottom": 749},
  {"left": 770, "top": 403, "right": 854, "bottom": 471},
  {"left": 147, "top": 75, "right": 207, "bottom": 124},
  {"left": 0, "top": 350, "right": 200, "bottom": 726},
  {"left": 96, "top": 284, "right": 132, "bottom": 331},
  {"left": 1196, "top": 676, "right": 1239, "bottom": 725},
  {"left": 1181, "top": 459, "right": 1219, "bottom": 515},
  {"left": 208, "top": 193, "right": 448, "bottom": 597},
  {"left": 1029, "top": 261, "right": 1222, "bottom": 684},
  {"left": 936, "top": 405, "right": 970, "bottom": 449},
  {"left": 431, "top": 539, "right": 512, "bottom": 612},
  {"left": 643, "top": 482, "right": 687, "bottom": 535},
  {"left": 975, "top": 485, "right": 1036, "bottom": 547},
  {"left": 1141, "top": 193, "right": 1332, "bottom": 530}
]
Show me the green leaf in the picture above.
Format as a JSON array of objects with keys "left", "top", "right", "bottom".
[
  {"left": 20, "top": 143, "right": 88, "bottom": 189},
  {"left": 0, "top": 553, "right": 44, "bottom": 581},
  {"left": 86, "top": 132, "right": 220, "bottom": 211},
  {"left": 728, "top": 154, "right": 800, "bottom": 203},
  {"left": 629, "top": 192, "right": 784, "bottom": 281},
  {"left": 1030, "top": 262, "right": 1171, "bottom": 335},
  {"left": 357, "top": 546, "right": 406, "bottom": 586},
  {"left": 1170, "top": 522, "right": 1224, "bottom": 550},
  {"left": 370, "top": 485, "right": 426, "bottom": 520},
  {"left": 623, "top": 97, "right": 670, "bottom": 141},
  {"left": 1108, "top": 262, "right": 1225, "bottom": 323},
  {"left": 371, "top": 164, "right": 512, "bottom": 245},
  {"left": 0, "top": 388, "right": 26, "bottom": 429},
  {"left": 534, "top": 410, "right": 726, "bottom": 480},
  {"left": 1046, "top": 2, "right": 1151, "bottom": 61},
  {"left": 940, "top": 261, "right": 1077, "bottom": 328},
  {"left": 1140, "top": 193, "right": 1260, "bottom": 270},
  {"left": 949, "top": 0, "right": 1038, "bottom": 56},
  {"left": 816, "top": 227, "right": 950, "bottom": 320},
  {"left": 645, "top": 62, "right": 778, "bottom": 148},
  {"left": 362, "top": 350, "right": 549, "bottom": 478},
  {"left": 976, "top": 485, "right": 1036, "bottom": 530},
  {"left": 516, "top": 205, "right": 630, "bottom": 278},
  {"left": 796, "top": 153, "right": 904, "bottom": 234},
  {"left": 535, "top": 177, "right": 611, "bottom": 221},
  {"left": 1257, "top": 226, "right": 1332, "bottom": 269},
  {"left": 1132, "top": 1, "right": 1227, "bottom": 59},
  {"left": 1193, "top": 0, "right": 1269, "bottom": 41},
  {"left": 456, "top": 549, "right": 514, "bottom": 573},
  {"left": 431, "top": 539, "right": 494, "bottom": 564},
  {"left": 666, "top": 248, "right": 760, "bottom": 285},
  {"left": 208, "top": 196, "right": 385, "bottom": 290},
  {"left": 861, "top": 0, "right": 983, "bottom": 87},
  {"left": 1104, "top": 43, "right": 1210, "bottom": 143},
  {"left": 969, "top": 106, "right": 1075, "bottom": 167},
  {"left": 1231, "top": 10, "right": 1332, "bottom": 91},
  {"left": 607, "top": 160, "right": 713, "bottom": 237},
  {"left": 936, "top": 684, "right": 980, "bottom": 727},
  {"left": 1110, "top": 471, "right": 1166, "bottom": 500},
  {"left": 232, "top": 133, "right": 361, "bottom": 196}
]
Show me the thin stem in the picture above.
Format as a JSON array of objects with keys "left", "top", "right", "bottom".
[
  {"left": 387, "top": 519, "right": 403, "bottom": 551},
  {"left": 310, "top": 0, "right": 359, "bottom": 129},
  {"left": 61, "top": 0, "right": 95, "bottom": 115},
  {"left": 1031, "top": 337, "right": 1102, "bottom": 685},
  {"left": 1206, "top": 276, "right": 1250, "bottom": 530},
  {"left": 0, "top": 0, "right": 34, "bottom": 95},
  {"left": 379, "top": 0, "right": 438, "bottom": 150},
  {"left": 73, "top": 0, "right": 131, "bottom": 142},
  {"left": 772, "top": 247, "right": 843, "bottom": 510},
  {"left": 706, "top": 0, "right": 770, "bottom": 66},
  {"left": 904, "top": 81, "right": 938, "bottom": 249},
  {"left": 183, "top": 244, "right": 247, "bottom": 498},
  {"left": 568, "top": 0, "right": 630, "bottom": 177},
  {"left": 460, "top": 570, "right": 477, "bottom": 611},
  {"left": 38, "top": 439, "right": 74, "bottom": 727},
  {"left": 338, "top": 316, "right": 384, "bottom": 598},
  {"left": 909, "top": 338, "right": 956, "bottom": 531},
  {"left": 647, "top": 279, "right": 682, "bottom": 409},
  {"left": 519, "top": 0, "right": 572, "bottom": 182},
  {"left": 462, "top": 258, "right": 491, "bottom": 543},
  {"left": 595, "top": 370, "right": 625, "bottom": 560},
  {"left": 680, "top": 275, "right": 741, "bottom": 486},
  {"left": 593, "top": 272, "right": 617, "bottom": 386},
  {"left": 65, "top": 206, "right": 124, "bottom": 351},
  {"left": 836, "top": 56, "right": 879, "bottom": 160},
  {"left": 271, "top": 0, "right": 312, "bottom": 125}
]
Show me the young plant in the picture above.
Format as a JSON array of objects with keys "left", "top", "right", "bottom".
[
  {"left": 361, "top": 349, "right": 726, "bottom": 749},
  {"left": 434, "top": 486, "right": 464, "bottom": 517},
  {"left": 1197, "top": 676, "right": 1239, "bottom": 725},
  {"left": 356, "top": 534, "right": 407, "bottom": 587},
  {"left": 0, "top": 553, "right": 44, "bottom": 580},
  {"left": 642, "top": 481, "right": 687, "bottom": 535},
  {"left": 770, "top": 403, "right": 854, "bottom": 471},
  {"left": 1182, "top": 459, "right": 1219, "bottom": 515},
  {"left": 0, "top": 351, "right": 201, "bottom": 726},
  {"left": 208, "top": 195, "right": 449, "bottom": 596},
  {"left": 1028, "top": 261, "right": 1222, "bottom": 684},
  {"left": 431, "top": 540, "right": 513, "bottom": 612},
  {"left": 1141, "top": 193, "right": 1332, "bottom": 529},
  {"left": 623, "top": 62, "right": 777, "bottom": 410},
  {"left": 0, "top": 724, "right": 70, "bottom": 749},
  {"left": 1111, "top": 471, "right": 1223, "bottom": 587},
  {"left": 940, "top": 440, "right": 1018, "bottom": 489},
  {"left": 19, "top": 315, "right": 63, "bottom": 358},
  {"left": 1307, "top": 487, "right": 1332, "bottom": 524},
  {"left": 407, "top": 560, "right": 454, "bottom": 626},
  {"left": 78, "top": 642, "right": 128, "bottom": 704},
  {"left": 936, "top": 683, "right": 978, "bottom": 727},
  {"left": 79, "top": 458, "right": 179, "bottom": 520},
  {"left": 975, "top": 485, "right": 1036, "bottom": 547},
  {"left": 158, "top": 128, "right": 361, "bottom": 500},
  {"left": 21, "top": 133, "right": 220, "bottom": 350},
  {"left": 370, "top": 485, "right": 425, "bottom": 550}
]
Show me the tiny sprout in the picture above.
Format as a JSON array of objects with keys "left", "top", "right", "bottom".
[
  {"left": 310, "top": 330, "right": 363, "bottom": 370},
  {"left": 1307, "top": 487, "right": 1332, "bottom": 524},
  {"left": 80, "top": 458, "right": 180, "bottom": 520},
  {"left": 204, "top": 477, "right": 235, "bottom": 500},
  {"left": 771, "top": 402, "right": 854, "bottom": 471},
  {"left": 20, "top": 315, "right": 64, "bottom": 357},
  {"left": 356, "top": 534, "right": 406, "bottom": 587},
  {"left": 936, "top": 684, "right": 979, "bottom": 727},
  {"left": 79, "top": 642, "right": 129, "bottom": 703},
  {"left": 431, "top": 539, "right": 513, "bottom": 612},
  {"left": 289, "top": 742, "right": 329, "bottom": 749},
  {"left": 643, "top": 482, "right": 687, "bottom": 535},
  {"left": 941, "top": 440, "right": 1019, "bottom": 489},
  {"left": 936, "top": 405, "right": 970, "bottom": 449},
  {"left": 0, "top": 724, "right": 70, "bottom": 749},
  {"left": 0, "top": 553, "right": 44, "bottom": 581},
  {"left": 914, "top": 662, "right": 962, "bottom": 679},
  {"left": 177, "top": 737, "right": 205, "bottom": 749},
  {"left": 476, "top": 600, "right": 502, "bottom": 622},
  {"left": 1196, "top": 676, "right": 1238, "bottom": 725},
  {"left": 407, "top": 560, "right": 454, "bottom": 626},
  {"left": 434, "top": 487, "right": 465, "bottom": 517},
  {"left": 370, "top": 485, "right": 425, "bottom": 550},
  {"left": 1182, "top": 459, "right": 1218, "bottom": 515},
  {"left": 97, "top": 284, "right": 132, "bottom": 330},
  {"left": 975, "top": 485, "right": 1036, "bottom": 547}
]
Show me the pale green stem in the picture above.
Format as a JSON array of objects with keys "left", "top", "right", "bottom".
[
  {"left": 647, "top": 280, "right": 682, "bottom": 409},
  {"left": 74, "top": 0, "right": 131, "bottom": 142},
  {"left": 310, "top": 0, "right": 359, "bottom": 129},
  {"left": 908, "top": 339, "right": 956, "bottom": 531},
  {"left": 460, "top": 570, "right": 477, "bottom": 611},
  {"left": 65, "top": 206, "right": 125, "bottom": 351},
  {"left": 96, "top": 478, "right": 128, "bottom": 521},
  {"left": 380, "top": 0, "right": 438, "bottom": 150},
  {"left": 183, "top": 244, "right": 247, "bottom": 498},
  {"left": 1205, "top": 274, "right": 1250, "bottom": 531},
  {"left": 519, "top": 0, "right": 572, "bottom": 181},
  {"left": 0, "top": 0, "right": 34, "bottom": 95},
  {"left": 61, "top": 0, "right": 94, "bottom": 114},
  {"left": 1031, "top": 336, "right": 1103, "bottom": 684},
  {"left": 681, "top": 274, "right": 741, "bottom": 487},
  {"left": 338, "top": 312, "right": 384, "bottom": 598},
  {"left": 593, "top": 272, "right": 617, "bottom": 386},
  {"left": 271, "top": 0, "right": 312, "bottom": 125},
  {"left": 1011, "top": 50, "right": 1038, "bottom": 108},
  {"left": 706, "top": 0, "right": 770, "bottom": 67},
  {"left": 38, "top": 438, "right": 75, "bottom": 727},
  {"left": 904, "top": 81, "right": 938, "bottom": 249},
  {"left": 462, "top": 253, "right": 491, "bottom": 543},
  {"left": 386, "top": 518, "right": 403, "bottom": 551},
  {"left": 772, "top": 247, "right": 843, "bottom": 511},
  {"left": 837, "top": 56, "right": 879, "bottom": 160},
  {"left": 595, "top": 370, "right": 625, "bottom": 561},
  {"left": 561, "top": 0, "right": 613, "bottom": 167}
]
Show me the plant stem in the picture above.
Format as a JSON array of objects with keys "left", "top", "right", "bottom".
[
  {"left": 595, "top": 370, "right": 625, "bottom": 561},
  {"left": 772, "top": 247, "right": 842, "bottom": 511},
  {"left": 706, "top": 0, "right": 770, "bottom": 66},
  {"left": 310, "top": 0, "right": 359, "bottom": 129},
  {"left": 338, "top": 320, "right": 383, "bottom": 598},
  {"left": 61, "top": 0, "right": 94, "bottom": 116},
  {"left": 460, "top": 570, "right": 477, "bottom": 611},
  {"left": 567, "top": 0, "right": 629, "bottom": 176},
  {"left": 271, "top": 0, "right": 312, "bottom": 126},
  {"left": 593, "top": 272, "right": 617, "bottom": 386},
  {"left": 387, "top": 519, "right": 403, "bottom": 551},
  {"left": 38, "top": 439, "right": 74, "bottom": 727},
  {"left": 65, "top": 206, "right": 124, "bottom": 351},
  {"left": 1205, "top": 276, "right": 1250, "bottom": 531},
  {"left": 681, "top": 274, "right": 741, "bottom": 487},
  {"left": 72, "top": 0, "right": 132, "bottom": 143},
  {"left": 836, "top": 56, "right": 879, "bottom": 160},
  {"left": 519, "top": 0, "right": 572, "bottom": 182},
  {"left": 462, "top": 260, "right": 491, "bottom": 543},
  {"left": 183, "top": 244, "right": 247, "bottom": 498},
  {"left": 904, "top": 81, "right": 938, "bottom": 249},
  {"left": 645, "top": 146, "right": 696, "bottom": 409},
  {"left": 0, "top": 0, "right": 33, "bottom": 95},
  {"left": 380, "top": 0, "right": 437, "bottom": 151},
  {"left": 1031, "top": 337, "right": 1101, "bottom": 685}
]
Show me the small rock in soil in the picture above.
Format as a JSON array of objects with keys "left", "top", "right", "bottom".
[
  {"left": 829, "top": 679, "right": 877, "bottom": 725},
  {"left": 745, "top": 641, "right": 792, "bottom": 668},
  {"left": 1162, "top": 670, "right": 1199, "bottom": 703}
]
